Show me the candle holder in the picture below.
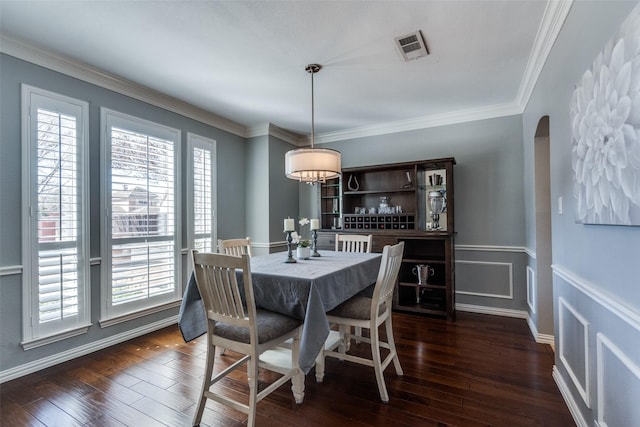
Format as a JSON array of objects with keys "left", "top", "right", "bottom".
[
  {"left": 284, "top": 231, "right": 297, "bottom": 263},
  {"left": 311, "top": 229, "right": 321, "bottom": 257}
]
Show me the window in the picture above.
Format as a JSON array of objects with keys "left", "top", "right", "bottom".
[
  {"left": 21, "top": 85, "right": 90, "bottom": 347},
  {"left": 187, "top": 133, "right": 216, "bottom": 253},
  {"left": 100, "top": 109, "right": 181, "bottom": 322}
]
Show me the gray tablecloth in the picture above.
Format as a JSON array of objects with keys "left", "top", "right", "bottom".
[{"left": 178, "top": 250, "right": 381, "bottom": 373}]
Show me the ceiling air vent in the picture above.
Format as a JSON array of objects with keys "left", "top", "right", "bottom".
[{"left": 394, "top": 30, "right": 429, "bottom": 62}]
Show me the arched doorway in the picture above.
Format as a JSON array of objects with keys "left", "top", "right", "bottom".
[{"left": 534, "top": 116, "right": 554, "bottom": 336}]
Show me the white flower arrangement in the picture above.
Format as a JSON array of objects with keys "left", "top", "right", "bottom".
[{"left": 291, "top": 218, "right": 311, "bottom": 247}]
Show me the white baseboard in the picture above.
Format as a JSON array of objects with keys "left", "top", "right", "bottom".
[
  {"left": 0, "top": 316, "right": 178, "bottom": 384},
  {"left": 456, "top": 303, "right": 528, "bottom": 319},
  {"left": 553, "top": 365, "right": 589, "bottom": 427}
]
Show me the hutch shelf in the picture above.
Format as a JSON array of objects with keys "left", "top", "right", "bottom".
[{"left": 316, "top": 158, "right": 456, "bottom": 320}]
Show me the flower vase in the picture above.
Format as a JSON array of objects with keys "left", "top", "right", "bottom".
[{"left": 296, "top": 246, "right": 311, "bottom": 260}]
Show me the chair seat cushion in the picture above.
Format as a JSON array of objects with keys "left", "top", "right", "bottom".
[
  {"left": 214, "top": 309, "right": 301, "bottom": 344},
  {"left": 327, "top": 296, "right": 384, "bottom": 320}
]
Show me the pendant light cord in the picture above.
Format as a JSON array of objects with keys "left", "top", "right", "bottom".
[{"left": 310, "top": 67, "right": 315, "bottom": 148}]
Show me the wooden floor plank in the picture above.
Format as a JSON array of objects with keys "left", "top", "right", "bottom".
[{"left": 0, "top": 311, "right": 575, "bottom": 426}]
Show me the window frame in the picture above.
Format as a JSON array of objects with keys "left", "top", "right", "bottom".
[
  {"left": 21, "top": 85, "right": 91, "bottom": 348},
  {"left": 187, "top": 133, "right": 217, "bottom": 254},
  {"left": 100, "top": 108, "right": 182, "bottom": 325}
]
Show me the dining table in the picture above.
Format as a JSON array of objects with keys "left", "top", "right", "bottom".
[{"left": 178, "top": 250, "right": 382, "bottom": 374}]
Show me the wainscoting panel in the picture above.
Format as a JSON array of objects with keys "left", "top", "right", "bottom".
[
  {"left": 527, "top": 265, "right": 536, "bottom": 314},
  {"left": 552, "top": 265, "right": 640, "bottom": 427},
  {"left": 456, "top": 260, "right": 513, "bottom": 299},
  {"left": 596, "top": 333, "right": 640, "bottom": 427},
  {"left": 558, "top": 297, "right": 590, "bottom": 408}
]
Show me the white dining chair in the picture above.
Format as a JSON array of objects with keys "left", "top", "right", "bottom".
[
  {"left": 190, "top": 250, "right": 304, "bottom": 427},
  {"left": 315, "top": 242, "right": 405, "bottom": 403},
  {"left": 335, "top": 233, "right": 373, "bottom": 340},
  {"left": 334, "top": 233, "right": 373, "bottom": 253},
  {"left": 218, "top": 237, "right": 253, "bottom": 257}
]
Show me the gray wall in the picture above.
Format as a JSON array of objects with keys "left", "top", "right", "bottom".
[
  {"left": 0, "top": 54, "right": 247, "bottom": 374},
  {"left": 245, "top": 134, "right": 300, "bottom": 256},
  {"left": 522, "top": 1, "right": 640, "bottom": 425},
  {"left": 319, "top": 115, "right": 530, "bottom": 314}
]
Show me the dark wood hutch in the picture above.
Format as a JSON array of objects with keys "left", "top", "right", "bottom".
[{"left": 316, "top": 158, "right": 456, "bottom": 320}]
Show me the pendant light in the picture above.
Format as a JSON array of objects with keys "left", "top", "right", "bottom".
[{"left": 285, "top": 64, "right": 341, "bottom": 184}]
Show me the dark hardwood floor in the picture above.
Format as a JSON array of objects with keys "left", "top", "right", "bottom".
[{"left": 0, "top": 311, "right": 575, "bottom": 426}]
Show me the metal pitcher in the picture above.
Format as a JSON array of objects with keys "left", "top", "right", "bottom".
[{"left": 412, "top": 264, "right": 435, "bottom": 285}]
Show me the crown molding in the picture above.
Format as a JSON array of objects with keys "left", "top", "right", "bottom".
[
  {"left": 311, "top": 102, "right": 522, "bottom": 144},
  {"left": 516, "top": 0, "right": 574, "bottom": 108},
  {"left": 0, "top": 34, "right": 246, "bottom": 137},
  {"left": 245, "top": 123, "right": 303, "bottom": 145}
]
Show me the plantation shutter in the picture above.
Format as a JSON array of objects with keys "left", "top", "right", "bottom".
[
  {"left": 36, "top": 108, "right": 81, "bottom": 322},
  {"left": 110, "top": 127, "right": 175, "bottom": 305},
  {"left": 193, "top": 146, "right": 213, "bottom": 252}
]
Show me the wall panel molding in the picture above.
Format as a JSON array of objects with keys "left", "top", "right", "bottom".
[
  {"left": 455, "top": 244, "right": 528, "bottom": 253},
  {"left": 552, "top": 264, "right": 640, "bottom": 331},
  {"left": 558, "top": 297, "right": 591, "bottom": 408},
  {"left": 527, "top": 265, "right": 536, "bottom": 314},
  {"left": 456, "top": 260, "right": 513, "bottom": 299},
  {"left": 596, "top": 333, "right": 640, "bottom": 427}
]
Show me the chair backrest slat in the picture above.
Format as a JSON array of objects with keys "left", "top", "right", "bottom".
[
  {"left": 372, "top": 242, "right": 405, "bottom": 307},
  {"left": 191, "top": 251, "right": 256, "bottom": 329},
  {"left": 218, "top": 237, "right": 252, "bottom": 257},
  {"left": 335, "top": 234, "right": 373, "bottom": 253}
]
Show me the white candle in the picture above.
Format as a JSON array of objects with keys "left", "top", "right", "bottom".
[
  {"left": 310, "top": 219, "right": 320, "bottom": 230},
  {"left": 284, "top": 218, "right": 295, "bottom": 231}
]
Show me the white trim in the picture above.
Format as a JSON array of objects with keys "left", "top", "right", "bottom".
[
  {"left": 553, "top": 365, "right": 590, "bottom": 427},
  {"left": 246, "top": 123, "right": 303, "bottom": 145},
  {"left": 187, "top": 133, "right": 218, "bottom": 254},
  {"left": 524, "top": 315, "right": 554, "bottom": 345},
  {"left": 0, "top": 265, "right": 22, "bottom": 276},
  {"left": 100, "top": 108, "right": 182, "bottom": 321},
  {"left": 455, "top": 303, "right": 527, "bottom": 319},
  {"left": 558, "top": 297, "right": 591, "bottom": 408},
  {"left": 527, "top": 266, "right": 536, "bottom": 314},
  {"left": 455, "top": 244, "right": 528, "bottom": 253},
  {"left": 596, "top": 332, "right": 640, "bottom": 427},
  {"left": 21, "top": 84, "right": 91, "bottom": 343},
  {"left": 252, "top": 240, "right": 289, "bottom": 249},
  {"left": 552, "top": 264, "right": 640, "bottom": 331},
  {"left": 21, "top": 323, "right": 91, "bottom": 350},
  {"left": 455, "top": 260, "right": 514, "bottom": 299},
  {"left": 516, "top": 0, "right": 574, "bottom": 108},
  {"left": 524, "top": 247, "right": 536, "bottom": 259},
  {"left": 0, "top": 35, "right": 245, "bottom": 138},
  {"left": 0, "top": 316, "right": 178, "bottom": 384},
  {"left": 313, "top": 103, "right": 521, "bottom": 144},
  {"left": 99, "top": 300, "right": 181, "bottom": 328}
]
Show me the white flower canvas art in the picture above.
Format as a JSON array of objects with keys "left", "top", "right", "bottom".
[{"left": 570, "top": 3, "right": 640, "bottom": 226}]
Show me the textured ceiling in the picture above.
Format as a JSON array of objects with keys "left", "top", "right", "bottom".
[{"left": 0, "top": 0, "right": 552, "bottom": 139}]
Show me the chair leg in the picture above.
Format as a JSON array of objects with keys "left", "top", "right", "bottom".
[
  {"left": 338, "top": 324, "right": 349, "bottom": 353},
  {"left": 385, "top": 316, "right": 403, "bottom": 376},
  {"left": 354, "top": 326, "right": 362, "bottom": 344},
  {"left": 314, "top": 350, "right": 326, "bottom": 383},
  {"left": 193, "top": 343, "right": 215, "bottom": 426},
  {"left": 370, "top": 324, "right": 389, "bottom": 403},
  {"left": 247, "top": 355, "right": 259, "bottom": 427}
]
